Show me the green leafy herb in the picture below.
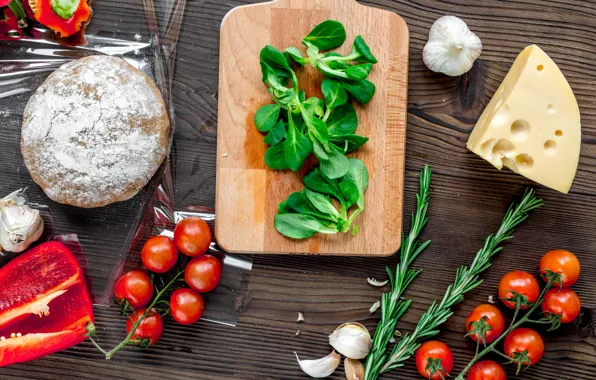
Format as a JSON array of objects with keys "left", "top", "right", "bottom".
[
  {"left": 330, "top": 134, "right": 369, "bottom": 153},
  {"left": 302, "top": 20, "right": 346, "bottom": 51},
  {"left": 321, "top": 78, "right": 348, "bottom": 109},
  {"left": 263, "top": 119, "right": 286, "bottom": 145},
  {"left": 274, "top": 213, "right": 338, "bottom": 239},
  {"left": 264, "top": 142, "right": 289, "bottom": 170},
  {"left": 319, "top": 145, "right": 350, "bottom": 179},
  {"left": 326, "top": 103, "right": 358, "bottom": 135},
  {"left": 284, "top": 114, "right": 313, "bottom": 172},
  {"left": 255, "top": 104, "right": 281, "bottom": 132}
]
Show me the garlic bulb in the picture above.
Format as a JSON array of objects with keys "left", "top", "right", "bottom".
[
  {"left": 0, "top": 189, "right": 44, "bottom": 252},
  {"left": 423, "top": 15, "right": 482, "bottom": 76},
  {"left": 329, "top": 322, "right": 372, "bottom": 360},
  {"left": 344, "top": 358, "right": 365, "bottom": 380},
  {"left": 295, "top": 351, "right": 340, "bottom": 378}
]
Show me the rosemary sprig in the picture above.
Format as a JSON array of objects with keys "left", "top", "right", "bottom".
[
  {"left": 364, "top": 165, "right": 432, "bottom": 380},
  {"left": 378, "top": 188, "right": 543, "bottom": 375}
]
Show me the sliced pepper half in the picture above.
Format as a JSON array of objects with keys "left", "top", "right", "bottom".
[
  {"left": 29, "top": 0, "right": 91, "bottom": 37},
  {"left": 0, "top": 241, "right": 94, "bottom": 366}
]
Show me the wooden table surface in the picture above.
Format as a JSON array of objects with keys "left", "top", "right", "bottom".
[{"left": 2, "top": 0, "right": 596, "bottom": 379}]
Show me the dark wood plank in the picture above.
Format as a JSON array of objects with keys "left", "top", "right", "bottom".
[{"left": 2, "top": 0, "right": 596, "bottom": 379}]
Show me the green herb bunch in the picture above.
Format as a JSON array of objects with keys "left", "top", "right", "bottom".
[
  {"left": 275, "top": 158, "right": 368, "bottom": 238},
  {"left": 255, "top": 20, "right": 377, "bottom": 180}
]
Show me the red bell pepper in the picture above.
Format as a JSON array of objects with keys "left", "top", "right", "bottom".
[
  {"left": 29, "top": 0, "right": 91, "bottom": 37},
  {"left": 0, "top": 241, "right": 94, "bottom": 366}
]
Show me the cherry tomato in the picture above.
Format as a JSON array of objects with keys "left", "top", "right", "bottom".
[
  {"left": 542, "top": 288, "right": 581, "bottom": 323},
  {"left": 141, "top": 236, "right": 179, "bottom": 273},
  {"left": 126, "top": 308, "right": 164, "bottom": 346},
  {"left": 114, "top": 270, "right": 154, "bottom": 308},
  {"left": 170, "top": 288, "right": 204, "bottom": 325},
  {"left": 467, "top": 360, "right": 507, "bottom": 380},
  {"left": 415, "top": 341, "right": 454, "bottom": 380},
  {"left": 498, "top": 271, "right": 540, "bottom": 309},
  {"left": 539, "top": 250, "right": 580, "bottom": 287},
  {"left": 465, "top": 304, "right": 505, "bottom": 344},
  {"left": 174, "top": 217, "right": 212, "bottom": 257},
  {"left": 503, "top": 327, "right": 544, "bottom": 365},
  {"left": 185, "top": 255, "right": 222, "bottom": 293}
]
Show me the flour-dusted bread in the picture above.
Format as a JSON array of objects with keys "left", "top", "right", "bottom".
[{"left": 21, "top": 55, "right": 170, "bottom": 208}]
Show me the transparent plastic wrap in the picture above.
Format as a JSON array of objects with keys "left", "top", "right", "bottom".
[{"left": 0, "top": 0, "right": 251, "bottom": 326}]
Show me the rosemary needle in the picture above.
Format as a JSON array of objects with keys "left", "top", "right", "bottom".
[
  {"left": 375, "top": 188, "right": 543, "bottom": 375},
  {"left": 364, "top": 165, "right": 432, "bottom": 380}
]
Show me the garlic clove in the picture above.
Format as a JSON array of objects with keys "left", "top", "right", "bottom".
[
  {"left": 295, "top": 350, "right": 340, "bottom": 378},
  {"left": 366, "top": 277, "right": 388, "bottom": 287},
  {"left": 344, "top": 358, "right": 365, "bottom": 380},
  {"left": 423, "top": 15, "right": 482, "bottom": 76},
  {"left": 329, "top": 322, "right": 372, "bottom": 360},
  {"left": 0, "top": 189, "right": 44, "bottom": 253}
]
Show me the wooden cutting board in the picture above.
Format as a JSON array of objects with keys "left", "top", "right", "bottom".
[{"left": 215, "top": 0, "right": 409, "bottom": 255}]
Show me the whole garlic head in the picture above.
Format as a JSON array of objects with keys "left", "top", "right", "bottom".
[
  {"left": 423, "top": 15, "right": 482, "bottom": 76},
  {"left": 0, "top": 189, "right": 44, "bottom": 252}
]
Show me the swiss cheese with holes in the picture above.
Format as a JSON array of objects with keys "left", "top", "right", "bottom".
[{"left": 467, "top": 44, "right": 581, "bottom": 193}]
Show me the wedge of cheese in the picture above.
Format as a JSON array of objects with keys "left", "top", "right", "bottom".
[{"left": 467, "top": 45, "right": 581, "bottom": 193}]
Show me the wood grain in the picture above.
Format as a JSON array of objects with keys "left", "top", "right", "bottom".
[
  {"left": 215, "top": 0, "right": 409, "bottom": 255},
  {"left": 2, "top": 0, "right": 596, "bottom": 379}
]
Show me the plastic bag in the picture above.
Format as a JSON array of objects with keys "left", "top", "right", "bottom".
[{"left": 0, "top": 0, "right": 251, "bottom": 326}]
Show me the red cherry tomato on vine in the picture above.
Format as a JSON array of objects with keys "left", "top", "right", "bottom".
[
  {"left": 415, "top": 341, "right": 454, "bottom": 379},
  {"left": 174, "top": 217, "right": 212, "bottom": 257},
  {"left": 114, "top": 270, "right": 154, "bottom": 308},
  {"left": 503, "top": 327, "right": 544, "bottom": 366},
  {"left": 498, "top": 271, "right": 540, "bottom": 309},
  {"left": 170, "top": 288, "right": 204, "bottom": 325},
  {"left": 467, "top": 360, "right": 507, "bottom": 380},
  {"left": 539, "top": 250, "right": 580, "bottom": 287},
  {"left": 465, "top": 304, "right": 505, "bottom": 344},
  {"left": 542, "top": 288, "right": 581, "bottom": 323},
  {"left": 141, "top": 236, "right": 179, "bottom": 273},
  {"left": 126, "top": 308, "right": 164, "bottom": 346},
  {"left": 185, "top": 255, "right": 222, "bottom": 293}
]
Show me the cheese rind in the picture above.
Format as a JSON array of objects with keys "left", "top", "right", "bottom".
[{"left": 467, "top": 45, "right": 581, "bottom": 193}]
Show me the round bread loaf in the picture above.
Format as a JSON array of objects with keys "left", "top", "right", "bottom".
[{"left": 21, "top": 55, "right": 170, "bottom": 208}]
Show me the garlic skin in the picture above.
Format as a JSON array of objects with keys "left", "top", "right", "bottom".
[
  {"left": 295, "top": 351, "right": 340, "bottom": 378},
  {"left": 344, "top": 358, "right": 365, "bottom": 380},
  {"left": 329, "top": 322, "right": 372, "bottom": 360},
  {"left": 0, "top": 189, "right": 44, "bottom": 252},
  {"left": 423, "top": 15, "right": 482, "bottom": 76}
]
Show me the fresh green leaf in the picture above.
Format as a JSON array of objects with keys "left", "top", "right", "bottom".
[
  {"left": 307, "top": 116, "right": 329, "bottom": 144},
  {"left": 260, "top": 45, "right": 292, "bottom": 72},
  {"left": 306, "top": 44, "right": 320, "bottom": 57},
  {"left": 302, "top": 97, "right": 325, "bottom": 117},
  {"left": 352, "top": 35, "right": 378, "bottom": 63},
  {"left": 274, "top": 213, "right": 338, "bottom": 239},
  {"left": 284, "top": 117, "right": 313, "bottom": 171},
  {"left": 345, "top": 63, "right": 373, "bottom": 80},
  {"left": 319, "top": 145, "right": 350, "bottom": 179},
  {"left": 254, "top": 104, "right": 281, "bottom": 132},
  {"left": 314, "top": 105, "right": 325, "bottom": 118},
  {"left": 299, "top": 90, "right": 306, "bottom": 103},
  {"left": 274, "top": 89, "right": 296, "bottom": 105},
  {"left": 285, "top": 47, "right": 308, "bottom": 65},
  {"left": 264, "top": 142, "right": 289, "bottom": 170},
  {"left": 339, "top": 179, "right": 359, "bottom": 208},
  {"left": 326, "top": 104, "right": 358, "bottom": 135},
  {"left": 260, "top": 62, "right": 288, "bottom": 92},
  {"left": 343, "top": 158, "right": 369, "bottom": 209},
  {"left": 302, "top": 20, "right": 346, "bottom": 51},
  {"left": 304, "top": 188, "right": 340, "bottom": 219},
  {"left": 324, "top": 52, "right": 350, "bottom": 70},
  {"left": 303, "top": 168, "right": 343, "bottom": 201},
  {"left": 278, "top": 199, "right": 293, "bottom": 214},
  {"left": 264, "top": 119, "right": 286, "bottom": 145},
  {"left": 341, "top": 79, "right": 376, "bottom": 104},
  {"left": 284, "top": 191, "right": 337, "bottom": 221},
  {"left": 321, "top": 78, "right": 348, "bottom": 109},
  {"left": 313, "top": 141, "right": 329, "bottom": 160},
  {"left": 330, "top": 134, "right": 369, "bottom": 153}
]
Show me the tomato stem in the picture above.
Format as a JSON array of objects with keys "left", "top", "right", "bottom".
[
  {"left": 99, "top": 270, "right": 185, "bottom": 360},
  {"left": 454, "top": 279, "right": 555, "bottom": 379}
]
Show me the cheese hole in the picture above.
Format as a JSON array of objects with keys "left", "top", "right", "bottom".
[
  {"left": 555, "top": 130, "right": 563, "bottom": 137},
  {"left": 492, "top": 139, "right": 516, "bottom": 156},
  {"left": 544, "top": 140, "right": 557, "bottom": 155},
  {"left": 547, "top": 104, "right": 556, "bottom": 113},
  {"left": 515, "top": 153, "right": 534, "bottom": 170},
  {"left": 510, "top": 119, "right": 530, "bottom": 140},
  {"left": 480, "top": 139, "right": 496, "bottom": 155},
  {"left": 502, "top": 157, "right": 518, "bottom": 173},
  {"left": 537, "top": 64, "right": 544, "bottom": 72}
]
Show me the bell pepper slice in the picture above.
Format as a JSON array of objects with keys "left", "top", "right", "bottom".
[
  {"left": 0, "top": 241, "right": 94, "bottom": 366},
  {"left": 29, "top": 0, "right": 91, "bottom": 37}
]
